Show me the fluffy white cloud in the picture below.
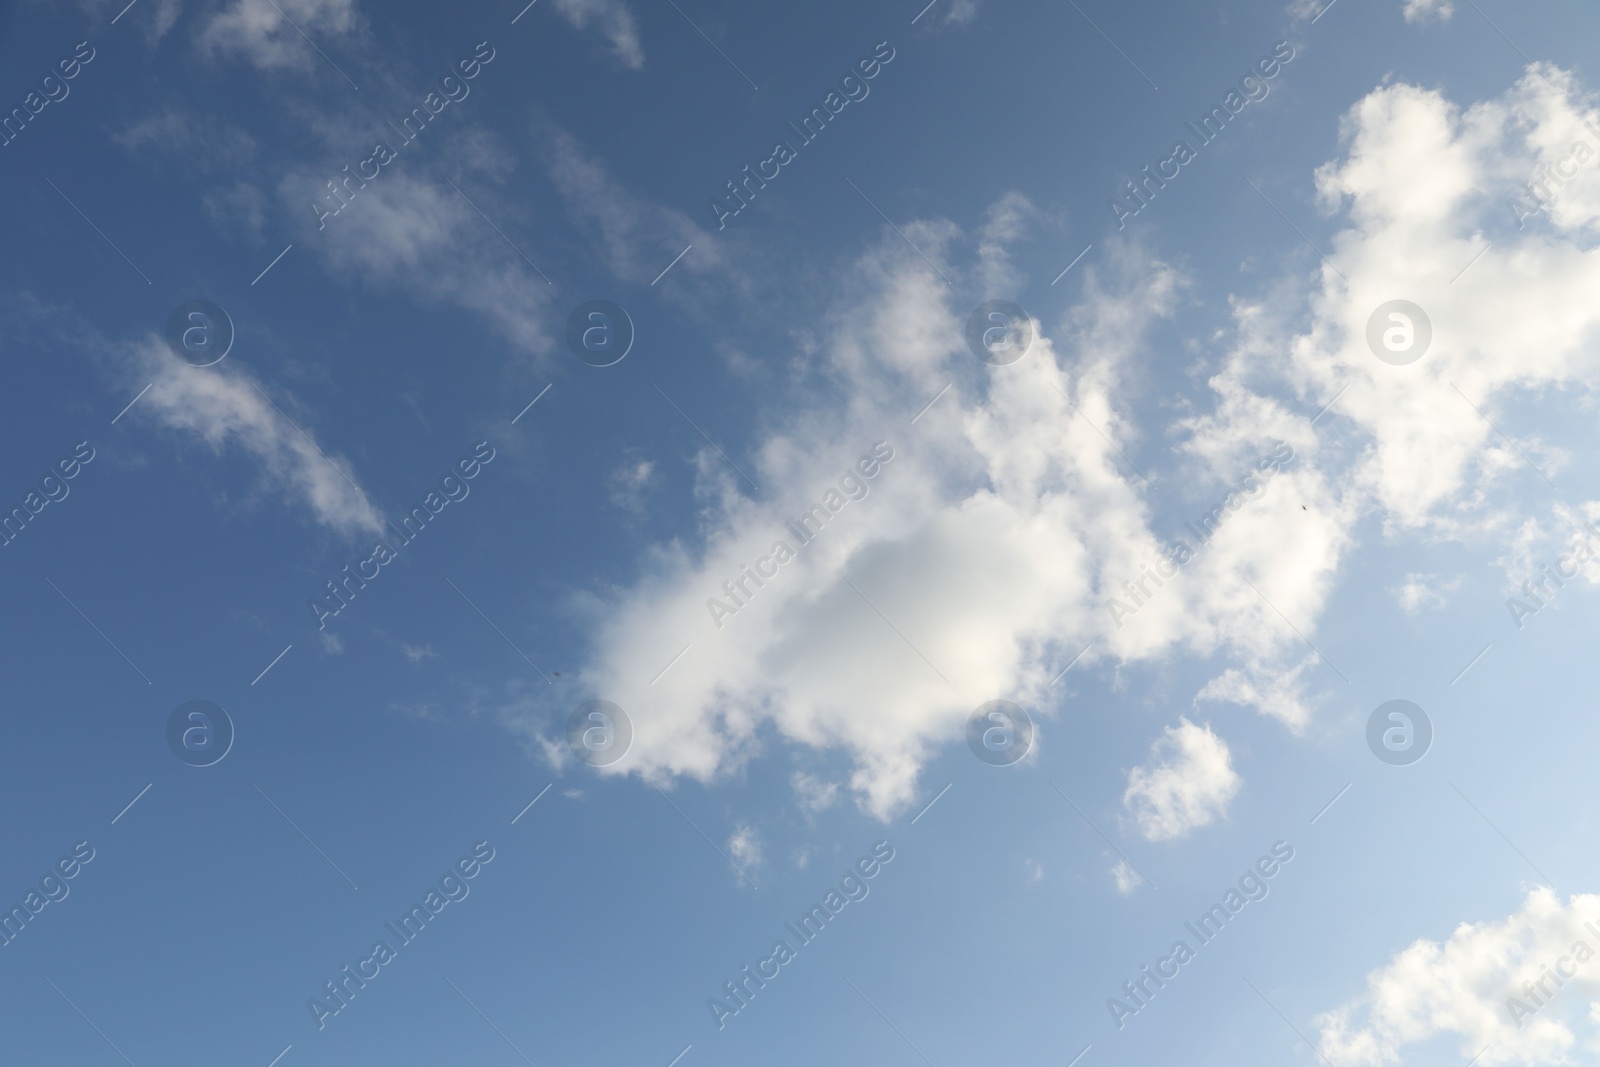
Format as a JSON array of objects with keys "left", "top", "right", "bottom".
[
  {"left": 1317, "top": 888, "right": 1600, "bottom": 1066},
  {"left": 1121, "top": 719, "right": 1240, "bottom": 841},
  {"left": 549, "top": 0, "right": 644, "bottom": 69},
  {"left": 130, "top": 336, "right": 384, "bottom": 537}
]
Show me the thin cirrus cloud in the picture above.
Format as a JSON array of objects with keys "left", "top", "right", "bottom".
[
  {"left": 548, "top": 0, "right": 645, "bottom": 70},
  {"left": 196, "top": 0, "right": 361, "bottom": 71},
  {"left": 130, "top": 335, "right": 386, "bottom": 538}
]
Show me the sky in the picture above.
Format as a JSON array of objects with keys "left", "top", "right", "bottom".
[{"left": 4, "top": 0, "right": 1600, "bottom": 1064}]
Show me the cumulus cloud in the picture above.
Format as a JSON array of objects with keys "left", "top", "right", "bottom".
[
  {"left": 1317, "top": 888, "right": 1600, "bottom": 1066},
  {"left": 1122, "top": 719, "right": 1241, "bottom": 841},
  {"left": 791, "top": 771, "right": 841, "bottom": 814},
  {"left": 129, "top": 336, "right": 384, "bottom": 538},
  {"left": 549, "top": 0, "right": 644, "bottom": 69}
]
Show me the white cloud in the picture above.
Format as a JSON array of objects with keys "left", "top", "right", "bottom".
[
  {"left": 727, "top": 824, "right": 763, "bottom": 876},
  {"left": 791, "top": 771, "right": 841, "bottom": 814},
  {"left": 1402, "top": 0, "right": 1454, "bottom": 22},
  {"left": 401, "top": 643, "right": 437, "bottom": 663},
  {"left": 608, "top": 453, "right": 656, "bottom": 513},
  {"left": 1392, "top": 571, "right": 1463, "bottom": 613},
  {"left": 131, "top": 337, "right": 385, "bottom": 538},
  {"left": 1026, "top": 858, "right": 1044, "bottom": 883},
  {"left": 1195, "top": 654, "right": 1322, "bottom": 731},
  {"left": 549, "top": 0, "right": 644, "bottom": 69},
  {"left": 1122, "top": 719, "right": 1241, "bottom": 842},
  {"left": 198, "top": 0, "right": 360, "bottom": 71},
  {"left": 1317, "top": 888, "right": 1600, "bottom": 1066},
  {"left": 1111, "top": 859, "right": 1144, "bottom": 894}
]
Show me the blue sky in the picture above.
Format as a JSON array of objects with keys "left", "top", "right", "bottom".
[{"left": 6, "top": 0, "right": 1600, "bottom": 1064}]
